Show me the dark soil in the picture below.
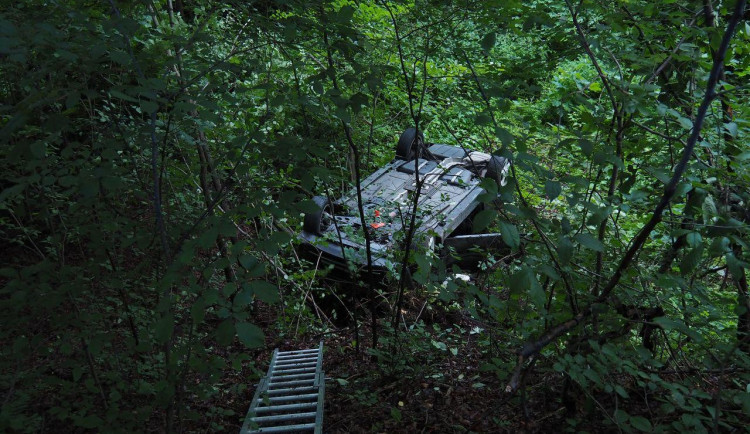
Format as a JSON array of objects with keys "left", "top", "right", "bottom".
[{"left": 224, "top": 297, "right": 579, "bottom": 433}]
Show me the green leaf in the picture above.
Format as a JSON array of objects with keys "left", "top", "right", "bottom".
[
  {"left": 561, "top": 217, "right": 572, "bottom": 234},
  {"left": 544, "top": 180, "right": 561, "bottom": 200},
  {"left": 390, "top": 407, "right": 402, "bottom": 422},
  {"left": 269, "top": 231, "right": 292, "bottom": 246},
  {"left": 724, "top": 122, "right": 738, "bottom": 137},
  {"left": 480, "top": 32, "right": 497, "bottom": 54},
  {"left": 614, "top": 409, "right": 630, "bottom": 423},
  {"left": 191, "top": 298, "right": 206, "bottom": 324},
  {"left": 109, "top": 49, "right": 130, "bottom": 65},
  {"left": 702, "top": 195, "right": 717, "bottom": 224},
  {"left": 0, "top": 183, "right": 25, "bottom": 204},
  {"left": 140, "top": 99, "right": 158, "bottom": 114},
  {"left": 472, "top": 209, "right": 496, "bottom": 233},
  {"left": 528, "top": 279, "right": 545, "bottom": 312},
  {"left": 238, "top": 254, "right": 258, "bottom": 271},
  {"left": 677, "top": 116, "right": 693, "bottom": 130},
  {"left": 0, "top": 113, "right": 28, "bottom": 141},
  {"left": 236, "top": 322, "right": 264, "bottom": 348},
  {"left": 478, "top": 178, "right": 499, "bottom": 199},
  {"left": 217, "top": 218, "right": 237, "bottom": 237},
  {"left": 675, "top": 182, "right": 693, "bottom": 197},
  {"left": 654, "top": 316, "right": 703, "bottom": 343},
  {"left": 250, "top": 280, "right": 280, "bottom": 304},
  {"left": 738, "top": 391, "right": 750, "bottom": 414},
  {"left": 495, "top": 126, "right": 514, "bottom": 146},
  {"left": 708, "top": 236, "right": 731, "bottom": 257},
  {"left": 614, "top": 384, "right": 629, "bottom": 398},
  {"left": 575, "top": 233, "right": 605, "bottom": 252},
  {"left": 685, "top": 232, "right": 702, "bottom": 247},
  {"left": 298, "top": 198, "right": 323, "bottom": 213},
  {"left": 498, "top": 220, "right": 520, "bottom": 249},
  {"left": 586, "top": 206, "right": 612, "bottom": 226},
  {"left": 30, "top": 141, "right": 46, "bottom": 159},
  {"left": 653, "top": 316, "right": 679, "bottom": 331},
  {"left": 260, "top": 231, "right": 293, "bottom": 255},
  {"left": 334, "top": 5, "right": 355, "bottom": 22},
  {"left": 485, "top": 86, "right": 505, "bottom": 98},
  {"left": 197, "top": 227, "right": 218, "bottom": 249},
  {"left": 583, "top": 368, "right": 602, "bottom": 384},
  {"left": 578, "top": 138, "right": 593, "bottom": 156},
  {"left": 215, "top": 319, "right": 235, "bottom": 346},
  {"left": 109, "top": 89, "right": 139, "bottom": 103},
  {"left": 334, "top": 107, "right": 350, "bottom": 123},
  {"left": 349, "top": 92, "right": 369, "bottom": 114},
  {"left": 538, "top": 263, "right": 560, "bottom": 280},
  {"left": 726, "top": 253, "right": 749, "bottom": 279},
  {"left": 154, "top": 313, "right": 174, "bottom": 344},
  {"left": 234, "top": 283, "right": 254, "bottom": 308},
  {"left": 630, "top": 416, "right": 652, "bottom": 432},
  {"left": 223, "top": 282, "right": 237, "bottom": 298},
  {"left": 510, "top": 266, "right": 545, "bottom": 311},
  {"left": 680, "top": 245, "right": 703, "bottom": 275},
  {"left": 557, "top": 235, "right": 575, "bottom": 265}
]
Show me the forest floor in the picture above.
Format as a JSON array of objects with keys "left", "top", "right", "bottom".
[{"left": 223, "top": 291, "right": 580, "bottom": 433}]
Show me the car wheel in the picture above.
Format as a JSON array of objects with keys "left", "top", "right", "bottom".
[
  {"left": 396, "top": 127, "right": 425, "bottom": 160},
  {"left": 303, "top": 196, "right": 332, "bottom": 235},
  {"left": 485, "top": 155, "right": 511, "bottom": 187}
]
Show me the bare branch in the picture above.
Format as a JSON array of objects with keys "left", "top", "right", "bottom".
[{"left": 564, "top": 0, "right": 618, "bottom": 111}]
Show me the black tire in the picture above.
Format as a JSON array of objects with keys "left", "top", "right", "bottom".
[
  {"left": 303, "top": 196, "right": 332, "bottom": 235},
  {"left": 396, "top": 127, "right": 425, "bottom": 160},
  {"left": 485, "top": 155, "right": 511, "bottom": 187}
]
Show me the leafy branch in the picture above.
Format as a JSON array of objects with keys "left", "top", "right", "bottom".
[{"left": 505, "top": 0, "right": 747, "bottom": 394}]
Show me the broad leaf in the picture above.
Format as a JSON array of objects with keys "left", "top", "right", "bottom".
[
  {"left": 498, "top": 220, "right": 520, "bottom": 250},
  {"left": 575, "top": 233, "right": 605, "bottom": 252},
  {"left": 473, "top": 209, "right": 496, "bottom": 233},
  {"left": 215, "top": 319, "right": 235, "bottom": 346},
  {"left": 250, "top": 280, "right": 280, "bottom": 304},
  {"left": 544, "top": 180, "right": 561, "bottom": 200},
  {"left": 236, "top": 322, "right": 264, "bottom": 348}
]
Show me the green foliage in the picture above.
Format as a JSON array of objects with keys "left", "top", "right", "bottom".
[{"left": 1, "top": 0, "right": 749, "bottom": 431}]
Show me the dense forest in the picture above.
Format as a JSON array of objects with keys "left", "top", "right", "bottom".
[{"left": 1, "top": 0, "right": 749, "bottom": 432}]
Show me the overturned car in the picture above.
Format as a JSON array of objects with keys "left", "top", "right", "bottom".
[{"left": 299, "top": 128, "right": 511, "bottom": 275}]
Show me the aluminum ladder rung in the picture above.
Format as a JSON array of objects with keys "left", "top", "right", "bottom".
[
  {"left": 267, "top": 378, "right": 316, "bottom": 389},
  {"left": 257, "top": 393, "right": 318, "bottom": 404},
  {"left": 249, "top": 423, "right": 316, "bottom": 433},
  {"left": 254, "top": 402, "right": 317, "bottom": 413},
  {"left": 277, "top": 351, "right": 317, "bottom": 356},
  {"left": 271, "top": 367, "right": 316, "bottom": 375},
  {"left": 269, "top": 373, "right": 315, "bottom": 381},
  {"left": 274, "top": 356, "right": 317, "bottom": 363},
  {"left": 266, "top": 386, "right": 316, "bottom": 395},
  {"left": 274, "top": 360, "right": 317, "bottom": 368},
  {"left": 241, "top": 342, "right": 325, "bottom": 434},
  {"left": 278, "top": 348, "right": 318, "bottom": 354},
  {"left": 276, "top": 354, "right": 317, "bottom": 360},
  {"left": 272, "top": 365, "right": 316, "bottom": 372},
  {"left": 277, "top": 350, "right": 317, "bottom": 356},
  {"left": 251, "top": 412, "right": 316, "bottom": 423}
]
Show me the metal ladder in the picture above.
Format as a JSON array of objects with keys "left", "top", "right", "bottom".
[{"left": 240, "top": 342, "right": 324, "bottom": 433}]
